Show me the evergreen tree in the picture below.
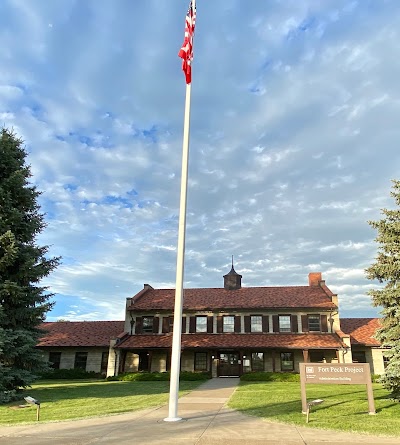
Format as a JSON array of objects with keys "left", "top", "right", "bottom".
[
  {"left": 366, "top": 179, "right": 400, "bottom": 400},
  {"left": 0, "top": 128, "right": 60, "bottom": 403}
]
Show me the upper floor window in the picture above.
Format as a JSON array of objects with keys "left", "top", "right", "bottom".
[
  {"left": 196, "top": 316, "right": 207, "bottom": 333},
  {"left": 250, "top": 315, "right": 262, "bottom": 332},
  {"left": 279, "top": 315, "right": 291, "bottom": 332},
  {"left": 223, "top": 315, "right": 235, "bottom": 333},
  {"left": 308, "top": 315, "right": 321, "bottom": 332},
  {"left": 142, "top": 316, "right": 154, "bottom": 333}
]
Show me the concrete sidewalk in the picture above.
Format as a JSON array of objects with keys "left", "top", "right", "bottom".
[{"left": 0, "top": 377, "right": 399, "bottom": 445}]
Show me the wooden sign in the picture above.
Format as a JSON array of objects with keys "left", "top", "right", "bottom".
[{"left": 299, "top": 363, "right": 375, "bottom": 415}]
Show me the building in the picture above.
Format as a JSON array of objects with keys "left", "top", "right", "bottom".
[
  {"left": 37, "top": 268, "right": 385, "bottom": 377},
  {"left": 38, "top": 321, "right": 124, "bottom": 375}
]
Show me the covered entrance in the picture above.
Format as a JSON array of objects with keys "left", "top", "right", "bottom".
[{"left": 218, "top": 352, "right": 241, "bottom": 376}]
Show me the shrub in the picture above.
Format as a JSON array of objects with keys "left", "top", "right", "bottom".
[
  {"left": 39, "top": 368, "right": 101, "bottom": 380},
  {"left": 106, "top": 371, "right": 211, "bottom": 382},
  {"left": 240, "top": 372, "right": 300, "bottom": 382}
]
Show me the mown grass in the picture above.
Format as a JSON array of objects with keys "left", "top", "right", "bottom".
[
  {"left": 228, "top": 381, "right": 400, "bottom": 436},
  {"left": 1, "top": 379, "right": 202, "bottom": 424}
]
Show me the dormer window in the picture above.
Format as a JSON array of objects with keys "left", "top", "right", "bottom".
[
  {"left": 196, "top": 316, "right": 207, "bottom": 333},
  {"left": 308, "top": 315, "right": 321, "bottom": 332},
  {"left": 279, "top": 315, "right": 291, "bottom": 332},
  {"left": 223, "top": 316, "right": 235, "bottom": 332},
  {"left": 142, "top": 316, "right": 154, "bottom": 333},
  {"left": 250, "top": 315, "right": 262, "bottom": 332}
]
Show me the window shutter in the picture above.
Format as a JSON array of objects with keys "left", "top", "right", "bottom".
[
  {"left": 321, "top": 314, "right": 328, "bottom": 332},
  {"left": 244, "top": 316, "right": 251, "bottom": 333},
  {"left": 207, "top": 316, "right": 213, "bottom": 333},
  {"left": 189, "top": 316, "right": 196, "bottom": 333},
  {"left": 182, "top": 317, "right": 186, "bottom": 333},
  {"left": 153, "top": 317, "right": 159, "bottom": 333},
  {"left": 135, "top": 317, "right": 142, "bottom": 334},
  {"left": 272, "top": 315, "right": 279, "bottom": 333},
  {"left": 301, "top": 315, "right": 309, "bottom": 332},
  {"left": 234, "top": 316, "right": 241, "bottom": 333},
  {"left": 217, "top": 316, "right": 223, "bottom": 333},
  {"left": 262, "top": 315, "right": 269, "bottom": 333},
  {"left": 291, "top": 315, "right": 298, "bottom": 333},
  {"left": 162, "top": 317, "right": 169, "bottom": 333}
]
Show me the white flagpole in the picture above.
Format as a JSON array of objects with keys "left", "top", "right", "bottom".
[
  {"left": 164, "top": 81, "right": 192, "bottom": 422},
  {"left": 164, "top": 0, "right": 195, "bottom": 420}
]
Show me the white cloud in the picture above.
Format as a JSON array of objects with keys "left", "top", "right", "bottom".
[{"left": 2, "top": 0, "right": 399, "bottom": 320}]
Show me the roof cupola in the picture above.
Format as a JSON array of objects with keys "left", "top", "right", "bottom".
[{"left": 223, "top": 257, "right": 242, "bottom": 290}]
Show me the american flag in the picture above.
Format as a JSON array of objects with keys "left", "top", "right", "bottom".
[{"left": 178, "top": 1, "right": 196, "bottom": 84}]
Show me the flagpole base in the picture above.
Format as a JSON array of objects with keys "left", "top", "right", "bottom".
[{"left": 163, "top": 416, "right": 183, "bottom": 422}]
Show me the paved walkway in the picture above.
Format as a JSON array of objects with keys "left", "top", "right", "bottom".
[{"left": 0, "top": 378, "right": 399, "bottom": 445}]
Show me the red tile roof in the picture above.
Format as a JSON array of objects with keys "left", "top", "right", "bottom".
[
  {"left": 116, "top": 333, "right": 344, "bottom": 350},
  {"left": 129, "top": 286, "right": 337, "bottom": 311},
  {"left": 340, "top": 318, "right": 381, "bottom": 346},
  {"left": 37, "top": 321, "right": 125, "bottom": 348}
]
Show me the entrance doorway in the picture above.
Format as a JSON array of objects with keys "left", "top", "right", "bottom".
[
  {"left": 218, "top": 352, "right": 241, "bottom": 376},
  {"left": 138, "top": 351, "right": 149, "bottom": 371}
]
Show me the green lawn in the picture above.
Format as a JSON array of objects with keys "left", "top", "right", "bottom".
[
  {"left": 1, "top": 379, "right": 202, "bottom": 424},
  {"left": 228, "top": 381, "right": 400, "bottom": 436}
]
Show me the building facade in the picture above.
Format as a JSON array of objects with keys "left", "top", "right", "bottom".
[{"left": 37, "top": 269, "right": 385, "bottom": 377}]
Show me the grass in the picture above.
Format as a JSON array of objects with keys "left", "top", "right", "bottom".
[
  {"left": 1, "top": 379, "right": 203, "bottom": 424},
  {"left": 228, "top": 381, "right": 400, "bottom": 436}
]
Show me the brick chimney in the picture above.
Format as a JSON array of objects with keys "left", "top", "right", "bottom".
[{"left": 308, "top": 272, "right": 322, "bottom": 287}]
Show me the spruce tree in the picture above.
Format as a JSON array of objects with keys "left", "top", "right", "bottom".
[
  {"left": 0, "top": 128, "right": 60, "bottom": 403},
  {"left": 366, "top": 179, "right": 400, "bottom": 400}
]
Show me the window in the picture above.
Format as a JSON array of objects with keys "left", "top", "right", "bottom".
[
  {"left": 101, "top": 351, "right": 109, "bottom": 374},
  {"left": 169, "top": 316, "right": 174, "bottom": 332},
  {"left": 250, "top": 315, "right": 262, "bottom": 333},
  {"left": 223, "top": 316, "right": 235, "bottom": 333},
  {"left": 308, "top": 315, "right": 321, "bottom": 332},
  {"left": 280, "top": 352, "right": 294, "bottom": 371},
  {"left": 194, "top": 352, "right": 208, "bottom": 371},
  {"left": 196, "top": 316, "right": 207, "bottom": 333},
  {"left": 49, "top": 352, "right": 61, "bottom": 369},
  {"left": 383, "top": 355, "right": 389, "bottom": 369},
  {"left": 352, "top": 351, "right": 367, "bottom": 363},
  {"left": 142, "top": 316, "right": 154, "bottom": 333},
  {"left": 251, "top": 352, "right": 264, "bottom": 371},
  {"left": 74, "top": 352, "right": 88, "bottom": 370},
  {"left": 279, "top": 315, "right": 291, "bottom": 332}
]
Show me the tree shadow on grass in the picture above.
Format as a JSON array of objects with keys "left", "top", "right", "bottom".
[{"left": 15, "top": 380, "right": 198, "bottom": 404}]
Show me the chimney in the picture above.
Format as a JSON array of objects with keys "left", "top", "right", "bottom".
[
  {"left": 223, "top": 265, "right": 242, "bottom": 290},
  {"left": 308, "top": 272, "right": 322, "bottom": 287}
]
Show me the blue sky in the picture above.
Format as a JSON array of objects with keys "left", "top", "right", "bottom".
[{"left": 1, "top": 0, "right": 399, "bottom": 321}]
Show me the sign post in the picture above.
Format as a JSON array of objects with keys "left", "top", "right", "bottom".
[{"left": 299, "top": 363, "right": 376, "bottom": 415}]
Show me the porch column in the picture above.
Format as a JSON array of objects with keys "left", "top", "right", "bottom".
[
  {"left": 239, "top": 351, "right": 244, "bottom": 376},
  {"left": 302, "top": 349, "right": 309, "bottom": 363},
  {"left": 336, "top": 349, "right": 341, "bottom": 363},
  {"left": 271, "top": 350, "right": 276, "bottom": 372}
]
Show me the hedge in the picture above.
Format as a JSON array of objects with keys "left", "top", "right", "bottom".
[{"left": 106, "top": 371, "right": 212, "bottom": 382}]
